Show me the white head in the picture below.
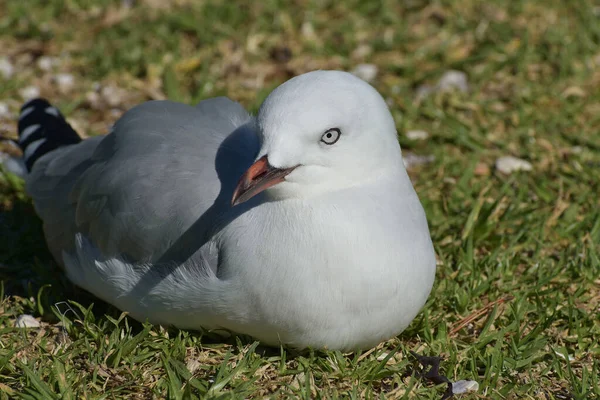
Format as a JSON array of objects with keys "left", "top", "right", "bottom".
[{"left": 232, "top": 70, "right": 404, "bottom": 205}]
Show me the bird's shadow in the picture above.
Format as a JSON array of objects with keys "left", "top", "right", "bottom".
[{"left": 0, "top": 176, "right": 112, "bottom": 320}]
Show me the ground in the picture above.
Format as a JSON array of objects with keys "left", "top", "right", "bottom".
[{"left": 0, "top": 0, "right": 599, "bottom": 399}]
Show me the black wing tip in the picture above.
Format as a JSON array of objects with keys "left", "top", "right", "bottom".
[
  {"left": 20, "top": 98, "right": 53, "bottom": 112},
  {"left": 17, "top": 98, "right": 82, "bottom": 172}
]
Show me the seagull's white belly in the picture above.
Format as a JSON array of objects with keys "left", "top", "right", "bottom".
[
  {"left": 215, "top": 199, "right": 436, "bottom": 350},
  {"left": 62, "top": 194, "right": 435, "bottom": 351}
]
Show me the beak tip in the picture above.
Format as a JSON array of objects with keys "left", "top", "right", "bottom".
[{"left": 231, "top": 193, "right": 241, "bottom": 207}]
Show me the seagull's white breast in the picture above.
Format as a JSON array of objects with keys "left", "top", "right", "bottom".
[{"left": 216, "top": 173, "right": 436, "bottom": 350}]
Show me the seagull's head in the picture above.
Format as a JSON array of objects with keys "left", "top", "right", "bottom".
[{"left": 232, "top": 70, "right": 404, "bottom": 206}]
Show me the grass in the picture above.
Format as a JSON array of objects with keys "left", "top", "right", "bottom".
[{"left": 1, "top": 0, "right": 599, "bottom": 398}]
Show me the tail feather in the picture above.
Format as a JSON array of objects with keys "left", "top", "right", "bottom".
[{"left": 17, "top": 98, "right": 81, "bottom": 171}]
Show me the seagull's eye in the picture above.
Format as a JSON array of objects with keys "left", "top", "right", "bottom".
[{"left": 321, "top": 128, "right": 341, "bottom": 145}]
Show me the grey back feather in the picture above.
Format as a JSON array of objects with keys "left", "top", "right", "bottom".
[{"left": 27, "top": 97, "right": 259, "bottom": 266}]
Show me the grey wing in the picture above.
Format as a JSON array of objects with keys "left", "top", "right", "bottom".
[
  {"left": 27, "top": 98, "right": 259, "bottom": 266},
  {"left": 27, "top": 136, "right": 104, "bottom": 264}
]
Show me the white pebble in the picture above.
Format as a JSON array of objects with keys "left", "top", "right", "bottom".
[
  {"left": 54, "top": 73, "right": 75, "bottom": 92},
  {"left": 437, "top": 70, "right": 469, "bottom": 93},
  {"left": 495, "top": 156, "right": 533, "bottom": 174},
  {"left": 553, "top": 349, "right": 575, "bottom": 362},
  {"left": 416, "top": 70, "right": 469, "bottom": 100},
  {"left": 351, "top": 64, "right": 378, "bottom": 83},
  {"left": 351, "top": 44, "right": 372, "bottom": 59},
  {"left": 19, "top": 86, "right": 41, "bottom": 101},
  {"left": 406, "top": 130, "right": 429, "bottom": 141},
  {"left": 570, "top": 146, "right": 583, "bottom": 154},
  {"left": 101, "top": 85, "right": 126, "bottom": 107},
  {"left": 403, "top": 152, "right": 435, "bottom": 169},
  {"left": 301, "top": 21, "right": 316, "bottom": 40},
  {"left": 452, "top": 380, "right": 479, "bottom": 394},
  {"left": 86, "top": 91, "right": 102, "bottom": 109},
  {"left": 15, "top": 314, "right": 41, "bottom": 328},
  {"left": 0, "top": 102, "right": 10, "bottom": 118},
  {"left": 0, "top": 57, "right": 14, "bottom": 79},
  {"left": 37, "top": 56, "right": 56, "bottom": 71}
]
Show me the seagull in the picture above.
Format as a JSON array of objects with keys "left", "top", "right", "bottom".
[{"left": 16, "top": 71, "right": 436, "bottom": 351}]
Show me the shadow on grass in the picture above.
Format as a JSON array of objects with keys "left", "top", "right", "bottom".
[{"left": 0, "top": 175, "right": 121, "bottom": 323}]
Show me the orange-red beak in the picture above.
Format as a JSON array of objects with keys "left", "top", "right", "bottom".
[{"left": 231, "top": 155, "right": 297, "bottom": 206}]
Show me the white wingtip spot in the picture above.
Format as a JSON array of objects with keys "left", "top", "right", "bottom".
[
  {"left": 23, "top": 138, "right": 46, "bottom": 161},
  {"left": 19, "top": 106, "right": 35, "bottom": 120},
  {"left": 19, "top": 123, "right": 41, "bottom": 143},
  {"left": 44, "top": 106, "right": 60, "bottom": 117}
]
